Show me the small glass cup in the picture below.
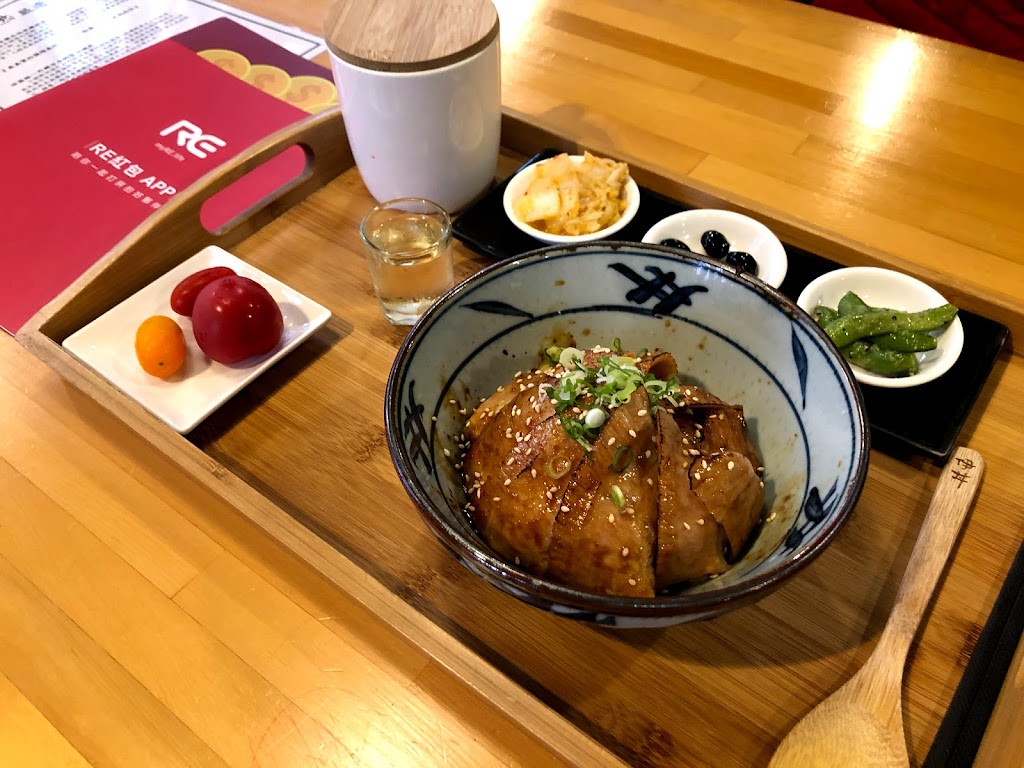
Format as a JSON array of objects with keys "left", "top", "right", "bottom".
[{"left": 359, "top": 198, "right": 455, "bottom": 325}]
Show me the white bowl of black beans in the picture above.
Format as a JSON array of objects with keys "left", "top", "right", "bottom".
[
  {"left": 642, "top": 209, "right": 788, "bottom": 288},
  {"left": 796, "top": 267, "right": 964, "bottom": 388}
]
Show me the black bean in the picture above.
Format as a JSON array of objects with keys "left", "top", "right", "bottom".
[
  {"left": 725, "top": 251, "right": 759, "bottom": 276},
  {"left": 659, "top": 238, "right": 691, "bottom": 251},
  {"left": 700, "top": 230, "right": 730, "bottom": 258}
]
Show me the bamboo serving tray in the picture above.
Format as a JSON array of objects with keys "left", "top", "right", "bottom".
[{"left": 19, "top": 108, "right": 1024, "bottom": 767}]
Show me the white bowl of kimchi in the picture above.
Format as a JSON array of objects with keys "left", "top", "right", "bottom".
[{"left": 502, "top": 152, "right": 640, "bottom": 244}]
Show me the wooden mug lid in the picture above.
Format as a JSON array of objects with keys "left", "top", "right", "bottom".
[{"left": 325, "top": 0, "right": 499, "bottom": 73}]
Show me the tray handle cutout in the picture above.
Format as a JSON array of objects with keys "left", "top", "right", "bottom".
[{"left": 25, "top": 107, "right": 352, "bottom": 344}]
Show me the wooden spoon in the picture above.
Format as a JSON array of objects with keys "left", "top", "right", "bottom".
[{"left": 769, "top": 447, "right": 985, "bottom": 768}]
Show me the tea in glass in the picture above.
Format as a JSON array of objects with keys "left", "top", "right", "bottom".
[{"left": 360, "top": 198, "right": 454, "bottom": 325}]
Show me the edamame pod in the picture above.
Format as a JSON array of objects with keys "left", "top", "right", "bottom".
[
  {"left": 842, "top": 341, "right": 920, "bottom": 377},
  {"left": 824, "top": 304, "right": 958, "bottom": 347},
  {"left": 813, "top": 306, "right": 839, "bottom": 329},
  {"left": 871, "top": 330, "right": 938, "bottom": 353},
  {"left": 837, "top": 291, "right": 873, "bottom": 317}
]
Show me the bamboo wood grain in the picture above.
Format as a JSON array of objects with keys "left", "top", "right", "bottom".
[
  {"left": 976, "top": 632, "right": 1024, "bottom": 766},
  {"left": 17, "top": 144, "right": 1024, "bottom": 765},
  {"left": 9, "top": 0, "right": 1024, "bottom": 765},
  {"left": 770, "top": 448, "right": 984, "bottom": 767},
  {"left": 0, "top": 335, "right": 574, "bottom": 768}
]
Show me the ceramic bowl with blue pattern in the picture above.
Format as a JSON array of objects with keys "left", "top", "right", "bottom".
[{"left": 385, "top": 242, "right": 869, "bottom": 627}]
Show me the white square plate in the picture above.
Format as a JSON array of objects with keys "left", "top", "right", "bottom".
[{"left": 63, "top": 245, "right": 331, "bottom": 434}]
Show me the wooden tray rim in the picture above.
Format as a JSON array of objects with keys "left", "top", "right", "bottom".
[{"left": 16, "top": 106, "right": 1020, "bottom": 767}]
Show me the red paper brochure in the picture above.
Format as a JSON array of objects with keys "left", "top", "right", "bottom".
[{"left": 0, "top": 18, "right": 338, "bottom": 334}]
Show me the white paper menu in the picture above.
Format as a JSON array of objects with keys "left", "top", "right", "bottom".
[{"left": 0, "top": 0, "right": 326, "bottom": 110}]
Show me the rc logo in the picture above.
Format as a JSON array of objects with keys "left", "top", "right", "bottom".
[{"left": 159, "top": 119, "right": 226, "bottom": 159}]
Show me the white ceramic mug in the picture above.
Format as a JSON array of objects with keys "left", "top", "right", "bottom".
[{"left": 328, "top": 36, "right": 501, "bottom": 212}]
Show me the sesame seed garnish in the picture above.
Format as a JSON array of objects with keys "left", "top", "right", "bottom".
[
  {"left": 624, "top": 507, "right": 634, "bottom": 515},
  {"left": 608, "top": 513, "right": 615, "bottom": 523},
  {"left": 459, "top": 408, "right": 467, "bottom": 415},
  {"left": 646, "top": 450, "right": 652, "bottom": 459},
  {"left": 647, "top": 478, "right": 654, "bottom": 486},
  {"left": 449, "top": 399, "right": 456, "bottom": 405},
  {"left": 493, "top": 496, "right": 501, "bottom": 502},
  {"left": 519, "top": 384, "right": 526, "bottom": 391},
  {"left": 628, "top": 578, "right": 637, "bottom": 586},
  {"left": 607, "top": 437, "right": 616, "bottom": 446},
  {"left": 514, "top": 556, "right": 520, "bottom": 564},
  {"left": 560, "top": 505, "right": 570, "bottom": 512},
  {"left": 621, "top": 547, "right": 629, "bottom": 556},
  {"left": 503, "top": 478, "right": 511, "bottom": 486},
  {"left": 690, "top": 449, "right": 701, "bottom": 456},
  {"left": 694, "top": 472, "right": 701, "bottom": 480},
  {"left": 727, "top": 461, "right": 735, "bottom": 470},
  {"left": 474, "top": 472, "right": 481, "bottom": 478},
  {"left": 431, "top": 416, "right": 437, "bottom": 422},
  {"left": 514, "top": 371, "right": 522, "bottom": 377},
  {"left": 701, "top": 459, "right": 708, "bottom": 469},
  {"left": 683, "top": 522, "right": 691, "bottom": 530},
  {"left": 497, "top": 385, "right": 504, "bottom": 391},
  {"left": 637, "top": 409, "right": 648, "bottom": 417},
  {"left": 628, "top": 429, "right": 637, "bottom": 438},
  {"left": 757, "top": 466, "right": 765, "bottom": 473},
  {"left": 759, "top": 481, "right": 765, "bottom": 488},
  {"left": 526, "top": 417, "right": 533, "bottom": 426},
  {"left": 766, "top": 511, "right": 777, "bottom": 522},
  {"left": 531, "top": 468, "right": 537, "bottom": 478},
  {"left": 443, "top": 448, "right": 451, "bottom": 457},
  {"left": 697, "top": 518, "right": 705, "bottom": 525},
  {"left": 546, "top": 490, "right": 553, "bottom": 499}
]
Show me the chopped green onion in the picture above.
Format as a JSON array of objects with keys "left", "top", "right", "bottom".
[
  {"left": 611, "top": 445, "right": 634, "bottom": 473},
  {"left": 545, "top": 346, "right": 562, "bottom": 365},
  {"left": 546, "top": 455, "right": 572, "bottom": 479},
  {"left": 609, "top": 485, "right": 625, "bottom": 508},
  {"left": 612, "top": 337, "right": 622, "bottom": 354},
  {"left": 558, "top": 346, "right": 583, "bottom": 370},
  {"left": 584, "top": 407, "right": 607, "bottom": 429},
  {"left": 560, "top": 415, "right": 596, "bottom": 452},
  {"left": 544, "top": 344, "right": 685, "bottom": 449}
]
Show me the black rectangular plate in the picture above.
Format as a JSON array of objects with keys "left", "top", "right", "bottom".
[{"left": 453, "top": 150, "right": 1009, "bottom": 461}]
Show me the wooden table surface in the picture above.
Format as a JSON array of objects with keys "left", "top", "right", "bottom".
[{"left": 4, "top": 1, "right": 1024, "bottom": 766}]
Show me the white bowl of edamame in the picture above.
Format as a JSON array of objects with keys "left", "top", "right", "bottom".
[{"left": 797, "top": 267, "right": 964, "bottom": 389}]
